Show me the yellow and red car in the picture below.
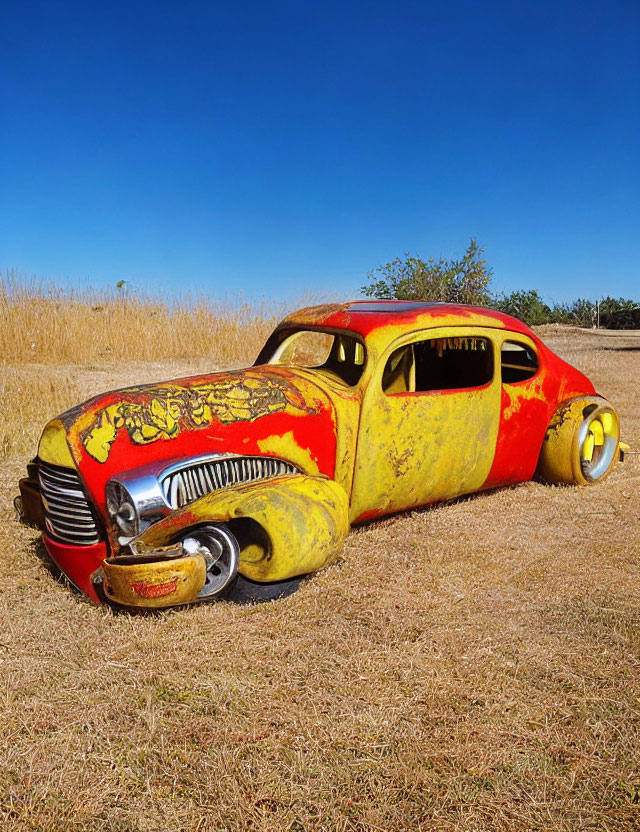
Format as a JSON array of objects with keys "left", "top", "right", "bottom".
[{"left": 18, "top": 301, "right": 621, "bottom": 608}]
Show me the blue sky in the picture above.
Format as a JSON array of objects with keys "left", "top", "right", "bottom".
[{"left": 1, "top": 0, "right": 639, "bottom": 303}]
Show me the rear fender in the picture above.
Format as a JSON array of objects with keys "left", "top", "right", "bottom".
[{"left": 133, "top": 474, "right": 350, "bottom": 582}]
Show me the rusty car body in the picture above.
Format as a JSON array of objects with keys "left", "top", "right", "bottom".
[{"left": 18, "top": 301, "right": 621, "bottom": 608}]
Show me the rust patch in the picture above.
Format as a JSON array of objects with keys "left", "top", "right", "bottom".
[
  {"left": 80, "top": 373, "right": 313, "bottom": 462},
  {"left": 282, "top": 303, "right": 348, "bottom": 326}
]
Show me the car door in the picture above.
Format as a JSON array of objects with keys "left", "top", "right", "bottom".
[
  {"left": 483, "top": 331, "right": 548, "bottom": 487},
  {"left": 350, "top": 326, "right": 502, "bottom": 522}
]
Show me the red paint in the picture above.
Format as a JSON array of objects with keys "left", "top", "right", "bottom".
[
  {"left": 131, "top": 578, "right": 178, "bottom": 598},
  {"left": 356, "top": 507, "right": 385, "bottom": 523},
  {"left": 483, "top": 338, "right": 596, "bottom": 488},
  {"left": 285, "top": 301, "right": 536, "bottom": 340},
  {"left": 42, "top": 535, "right": 106, "bottom": 603}
]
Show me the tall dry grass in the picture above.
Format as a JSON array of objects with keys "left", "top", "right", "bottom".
[{"left": 0, "top": 271, "right": 288, "bottom": 365}]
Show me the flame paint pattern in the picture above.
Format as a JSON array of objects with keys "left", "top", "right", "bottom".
[{"left": 81, "top": 374, "right": 306, "bottom": 463}]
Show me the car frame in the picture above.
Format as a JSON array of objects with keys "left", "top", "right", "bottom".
[{"left": 18, "top": 300, "right": 621, "bottom": 608}]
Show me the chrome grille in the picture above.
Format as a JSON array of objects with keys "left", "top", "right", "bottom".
[
  {"left": 38, "top": 461, "right": 101, "bottom": 546},
  {"left": 160, "top": 456, "right": 299, "bottom": 510}
]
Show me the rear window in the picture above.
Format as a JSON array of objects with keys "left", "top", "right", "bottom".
[
  {"left": 383, "top": 336, "right": 494, "bottom": 394},
  {"left": 501, "top": 340, "right": 538, "bottom": 383}
]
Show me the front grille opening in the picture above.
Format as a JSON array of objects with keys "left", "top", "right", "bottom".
[
  {"left": 160, "top": 456, "right": 299, "bottom": 510},
  {"left": 38, "top": 460, "right": 101, "bottom": 546}
]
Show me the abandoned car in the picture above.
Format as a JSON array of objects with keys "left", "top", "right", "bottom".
[{"left": 18, "top": 301, "right": 621, "bottom": 608}]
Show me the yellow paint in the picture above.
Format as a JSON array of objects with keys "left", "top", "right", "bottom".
[
  {"left": 582, "top": 432, "right": 595, "bottom": 462},
  {"left": 134, "top": 474, "right": 350, "bottom": 583},
  {"left": 100, "top": 554, "right": 206, "bottom": 608},
  {"left": 350, "top": 326, "right": 502, "bottom": 521},
  {"left": 81, "top": 404, "right": 122, "bottom": 463},
  {"left": 281, "top": 366, "right": 362, "bottom": 503},
  {"left": 330, "top": 394, "right": 360, "bottom": 497},
  {"left": 257, "top": 431, "right": 321, "bottom": 476},
  {"left": 38, "top": 419, "right": 75, "bottom": 467}
]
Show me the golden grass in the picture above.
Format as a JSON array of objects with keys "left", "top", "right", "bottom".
[
  {"left": 0, "top": 271, "right": 286, "bottom": 365},
  {"left": 0, "top": 315, "right": 639, "bottom": 831}
]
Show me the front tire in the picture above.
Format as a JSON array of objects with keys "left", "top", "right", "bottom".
[
  {"left": 181, "top": 525, "right": 240, "bottom": 600},
  {"left": 221, "top": 574, "right": 303, "bottom": 604}
]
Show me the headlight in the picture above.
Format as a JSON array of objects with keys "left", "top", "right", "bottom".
[
  {"left": 105, "top": 471, "right": 171, "bottom": 548},
  {"left": 106, "top": 481, "right": 139, "bottom": 543}
]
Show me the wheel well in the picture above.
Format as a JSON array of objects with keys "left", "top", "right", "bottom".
[{"left": 226, "top": 517, "right": 272, "bottom": 563}]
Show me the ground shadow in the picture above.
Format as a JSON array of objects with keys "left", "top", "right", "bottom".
[{"left": 595, "top": 345, "right": 640, "bottom": 352}]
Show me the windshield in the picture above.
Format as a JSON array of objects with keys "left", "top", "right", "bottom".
[{"left": 261, "top": 328, "right": 366, "bottom": 386}]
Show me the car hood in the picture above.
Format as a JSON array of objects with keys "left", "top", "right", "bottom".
[{"left": 45, "top": 365, "right": 339, "bottom": 520}]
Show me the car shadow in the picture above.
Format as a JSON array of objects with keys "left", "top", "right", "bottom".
[
  {"left": 30, "top": 536, "right": 91, "bottom": 600},
  {"left": 28, "top": 480, "right": 541, "bottom": 614},
  {"left": 595, "top": 346, "right": 640, "bottom": 351}
]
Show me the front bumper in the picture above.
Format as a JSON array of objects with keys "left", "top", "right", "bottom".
[
  {"left": 25, "top": 460, "right": 214, "bottom": 610},
  {"left": 92, "top": 552, "right": 207, "bottom": 609},
  {"left": 43, "top": 535, "right": 210, "bottom": 609}
]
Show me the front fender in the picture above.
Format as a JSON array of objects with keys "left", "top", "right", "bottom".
[{"left": 133, "top": 474, "right": 350, "bottom": 583}]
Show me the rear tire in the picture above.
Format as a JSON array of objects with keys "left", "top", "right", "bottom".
[{"left": 538, "top": 396, "right": 620, "bottom": 485}]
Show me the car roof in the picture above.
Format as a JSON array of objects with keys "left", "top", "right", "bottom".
[{"left": 281, "top": 300, "right": 536, "bottom": 340}]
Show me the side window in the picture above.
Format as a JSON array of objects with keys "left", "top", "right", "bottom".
[
  {"left": 382, "top": 336, "right": 494, "bottom": 394},
  {"left": 501, "top": 340, "right": 538, "bottom": 383}
]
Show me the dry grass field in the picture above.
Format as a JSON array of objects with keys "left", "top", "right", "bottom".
[{"left": 0, "top": 293, "right": 639, "bottom": 830}]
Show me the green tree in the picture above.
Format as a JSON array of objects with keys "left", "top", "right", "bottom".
[
  {"left": 361, "top": 238, "right": 493, "bottom": 306},
  {"left": 492, "top": 289, "right": 551, "bottom": 326},
  {"left": 598, "top": 296, "right": 639, "bottom": 328},
  {"left": 557, "top": 298, "right": 595, "bottom": 327}
]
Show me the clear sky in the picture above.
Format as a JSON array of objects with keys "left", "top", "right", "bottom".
[{"left": 1, "top": 0, "right": 639, "bottom": 303}]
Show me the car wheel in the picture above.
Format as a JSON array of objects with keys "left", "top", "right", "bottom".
[
  {"left": 538, "top": 396, "right": 620, "bottom": 485},
  {"left": 181, "top": 525, "right": 240, "bottom": 599}
]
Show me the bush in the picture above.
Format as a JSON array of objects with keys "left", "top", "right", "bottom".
[
  {"left": 491, "top": 289, "right": 551, "bottom": 326},
  {"left": 361, "top": 238, "right": 493, "bottom": 306},
  {"left": 362, "top": 243, "right": 638, "bottom": 329}
]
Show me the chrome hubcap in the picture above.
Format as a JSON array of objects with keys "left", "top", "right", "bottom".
[
  {"left": 578, "top": 407, "right": 619, "bottom": 481},
  {"left": 182, "top": 525, "right": 240, "bottom": 599}
]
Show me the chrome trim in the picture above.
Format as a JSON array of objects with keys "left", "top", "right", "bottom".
[
  {"left": 38, "top": 461, "right": 101, "bottom": 546},
  {"left": 159, "top": 454, "right": 299, "bottom": 510},
  {"left": 105, "top": 453, "right": 300, "bottom": 545},
  {"left": 106, "top": 473, "right": 168, "bottom": 534}
]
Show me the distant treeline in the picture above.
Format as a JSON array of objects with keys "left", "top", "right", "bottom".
[
  {"left": 362, "top": 240, "right": 639, "bottom": 328},
  {"left": 492, "top": 291, "right": 640, "bottom": 329}
]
